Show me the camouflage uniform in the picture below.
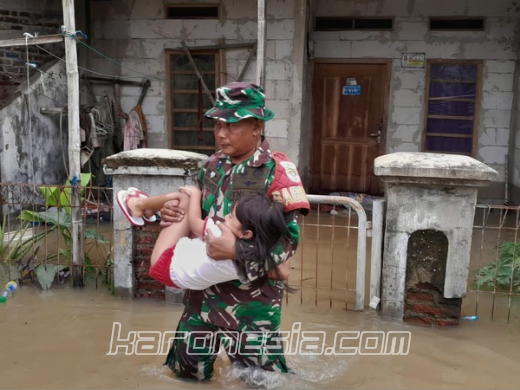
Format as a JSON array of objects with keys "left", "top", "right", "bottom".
[{"left": 165, "top": 82, "right": 308, "bottom": 380}]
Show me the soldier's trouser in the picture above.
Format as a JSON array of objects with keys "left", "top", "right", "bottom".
[{"left": 165, "top": 309, "right": 288, "bottom": 380}]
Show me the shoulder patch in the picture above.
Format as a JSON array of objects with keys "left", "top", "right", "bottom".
[
  {"left": 268, "top": 152, "right": 310, "bottom": 215},
  {"left": 279, "top": 161, "right": 301, "bottom": 183}
]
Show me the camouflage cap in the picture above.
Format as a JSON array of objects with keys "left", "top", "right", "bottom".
[{"left": 204, "top": 82, "right": 274, "bottom": 123}]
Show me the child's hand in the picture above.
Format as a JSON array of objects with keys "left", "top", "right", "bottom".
[{"left": 179, "top": 186, "right": 202, "bottom": 197}]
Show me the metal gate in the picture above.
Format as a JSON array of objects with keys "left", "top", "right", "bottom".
[{"left": 286, "top": 194, "right": 384, "bottom": 311}]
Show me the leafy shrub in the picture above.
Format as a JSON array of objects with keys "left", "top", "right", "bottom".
[{"left": 475, "top": 242, "right": 520, "bottom": 292}]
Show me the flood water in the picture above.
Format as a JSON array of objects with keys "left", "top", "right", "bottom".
[{"left": 1, "top": 285, "right": 519, "bottom": 389}]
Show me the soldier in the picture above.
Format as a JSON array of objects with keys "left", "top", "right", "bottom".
[{"left": 159, "top": 82, "right": 310, "bottom": 382}]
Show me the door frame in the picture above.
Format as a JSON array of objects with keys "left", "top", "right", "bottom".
[{"left": 310, "top": 58, "right": 392, "bottom": 194}]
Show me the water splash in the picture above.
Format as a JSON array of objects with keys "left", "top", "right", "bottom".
[{"left": 216, "top": 352, "right": 352, "bottom": 389}]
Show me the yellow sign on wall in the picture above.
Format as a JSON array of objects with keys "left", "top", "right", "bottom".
[{"left": 401, "top": 52, "right": 426, "bottom": 68}]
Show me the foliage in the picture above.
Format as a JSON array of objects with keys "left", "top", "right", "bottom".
[
  {"left": 0, "top": 215, "right": 43, "bottom": 263},
  {"left": 475, "top": 241, "right": 520, "bottom": 292},
  {"left": 39, "top": 173, "right": 92, "bottom": 214},
  {"left": 3, "top": 173, "right": 113, "bottom": 290},
  {"left": 18, "top": 208, "right": 111, "bottom": 288},
  {"left": 19, "top": 209, "right": 109, "bottom": 265},
  {"left": 35, "top": 264, "right": 67, "bottom": 290}
]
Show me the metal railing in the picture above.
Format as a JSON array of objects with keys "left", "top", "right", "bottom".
[
  {"left": 2, "top": 181, "right": 518, "bottom": 322},
  {"left": 286, "top": 195, "right": 384, "bottom": 311},
  {"left": 466, "top": 204, "right": 520, "bottom": 323},
  {"left": 0, "top": 182, "right": 114, "bottom": 289}
]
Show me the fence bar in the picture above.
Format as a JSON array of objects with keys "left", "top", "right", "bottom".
[{"left": 370, "top": 199, "right": 384, "bottom": 305}]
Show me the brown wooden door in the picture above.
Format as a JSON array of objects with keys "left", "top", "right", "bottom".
[{"left": 311, "top": 62, "right": 389, "bottom": 196}]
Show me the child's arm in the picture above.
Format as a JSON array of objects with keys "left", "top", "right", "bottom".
[{"left": 178, "top": 186, "right": 204, "bottom": 237}]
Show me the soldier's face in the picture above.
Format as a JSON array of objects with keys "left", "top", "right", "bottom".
[{"left": 213, "top": 118, "right": 262, "bottom": 163}]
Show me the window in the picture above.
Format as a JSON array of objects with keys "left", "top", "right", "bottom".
[
  {"left": 165, "top": 5, "right": 219, "bottom": 19},
  {"left": 166, "top": 50, "right": 220, "bottom": 155},
  {"left": 429, "top": 17, "right": 485, "bottom": 31},
  {"left": 315, "top": 17, "right": 393, "bottom": 31},
  {"left": 422, "top": 60, "right": 482, "bottom": 156}
]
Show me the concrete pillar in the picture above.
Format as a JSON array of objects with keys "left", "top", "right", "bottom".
[
  {"left": 374, "top": 152, "right": 498, "bottom": 321},
  {"left": 103, "top": 149, "right": 208, "bottom": 299}
]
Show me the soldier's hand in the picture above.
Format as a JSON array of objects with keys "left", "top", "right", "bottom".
[
  {"left": 268, "top": 260, "right": 291, "bottom": 280},
  {"left": 159, "top": 199, "right": 185, "bottom": 228},
  {"left": 206, "top": 222, "right": 237, "bottom": 260}
]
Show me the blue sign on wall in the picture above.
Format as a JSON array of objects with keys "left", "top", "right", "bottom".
[{"left": 343, "top": 85, "right": 361, "bottom": 95}]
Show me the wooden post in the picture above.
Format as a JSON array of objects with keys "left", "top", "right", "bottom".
[
  {"left": 256, "top": 0, "right": 266, "bottom": 87},
  {"left": 218, "top": 37, "right": 226, "bottom": 86},
  {"left": 62, "top": 0, "right": 84, "bottom": 287},
  {"left": 0, "top": 34, "right": 63, "bottom": 48}
]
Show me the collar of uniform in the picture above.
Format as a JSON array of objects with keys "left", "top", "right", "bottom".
[{"left": 215, "top": 136, "right": 272, "bottom": 167}]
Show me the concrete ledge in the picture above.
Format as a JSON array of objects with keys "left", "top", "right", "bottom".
[
  {"left": 103, "top": 148, "right": 207, "bottom": 173},
  {"left": 375, "top": 152, "right": 498, "bottom": 182}
]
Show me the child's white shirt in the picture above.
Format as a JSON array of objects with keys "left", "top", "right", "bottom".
[{"left": 169, "top": 218, "right": 239, "bottom": 290}]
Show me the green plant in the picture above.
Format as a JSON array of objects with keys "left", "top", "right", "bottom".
[
  {"left": 0, "top": 214, "right": 45, "bottom": 263},
  {"left": 10, "top": 173, "right": 112, "bottom": 290},
  {"left": 19, "top": 209, "right": 109, "bottom": 274},
  {"left": 475, "top": 241, "right": 520, "bottom": 292},
  {"left": 101, "top": 245, "right": 114, "bottom": 287},
  {"left": 40, "top": 173, "right": 92, "bottom": 214}
]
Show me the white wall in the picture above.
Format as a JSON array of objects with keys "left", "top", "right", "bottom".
[
  {"left": 88, "top": 0, "right": 307, "bottom": 164},
  {"left": 311, "top": 0, "right": 520, "bottom": 201},
  {"left": 0, "top": 60, "right": 68, "bottom": 186}
]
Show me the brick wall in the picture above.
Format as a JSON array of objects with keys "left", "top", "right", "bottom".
[
  {"left": 404, "top": 230, "right": 462, "bottom": 326},
  {"left": 0, "top": 9, "right": 62, "bottom": 30},
  {"left": 0, "top": 9, "right": 65, "bottom": 110},
  {"left": 404, "top": 282, "right": 462, "bottom": 326},
  {"left": 134, "top": 224, "right": 165, "bottom": 299}
]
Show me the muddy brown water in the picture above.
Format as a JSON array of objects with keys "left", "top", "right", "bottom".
[
  {"left": 1, "top": 208, "right": 519, "bottom": 388},
  {"left": 1, "top": 285, "right": 519, "bottom": 389}
]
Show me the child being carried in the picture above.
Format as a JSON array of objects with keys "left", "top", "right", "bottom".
[{"left": 116, "top": 186, "right": 291, "bottom": 289}]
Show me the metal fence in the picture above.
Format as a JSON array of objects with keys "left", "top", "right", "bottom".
[
  {"left": 465, "top": 204, "right": 520, "bottom": 323},
  {"left": 0, "top": 182, "right": 114, "bottom": 290},
  {"left": 286, "top": 198, "right": 520, "bottom": 323},
  {"left": 1, "top": 181, "right": 519, "bottom": 323}
]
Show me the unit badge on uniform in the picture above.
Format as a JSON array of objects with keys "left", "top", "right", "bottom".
[{"left": 279, "top": 161, "right": 301, "bottom": 183}]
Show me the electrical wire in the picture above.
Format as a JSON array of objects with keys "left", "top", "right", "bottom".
[{"left": 62, "top": 31, "right": 166, "bottom": 81}]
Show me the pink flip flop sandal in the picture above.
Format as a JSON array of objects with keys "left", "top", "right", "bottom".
[
  {"left": 127, "top": 187, "right": 157, "bottom": 223},
  {"left": 116, "top": 190, "right": 145, "bottom": 227}
]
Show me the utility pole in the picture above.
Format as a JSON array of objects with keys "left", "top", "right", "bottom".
[
  {"left": 256, "top": 0, "right": 266, "bottom": 87},
  {"left": 62, "top": 0, "right": 84, "bottom": 287}
]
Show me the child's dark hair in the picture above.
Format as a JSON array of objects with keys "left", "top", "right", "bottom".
[{"left": 232, "top": 193, "right": 296, "bottom": 291}]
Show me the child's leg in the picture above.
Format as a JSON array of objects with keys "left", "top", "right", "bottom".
[
  {"left": 150, "top": 192, "right": 191, "bottom": 266},
  {"left": 127, "top": 192, "right": 181, "bottom": 218}
]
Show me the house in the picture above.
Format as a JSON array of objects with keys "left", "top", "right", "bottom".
[{"left": 1, "top": 0, "right": 519, "bottom": 204}]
